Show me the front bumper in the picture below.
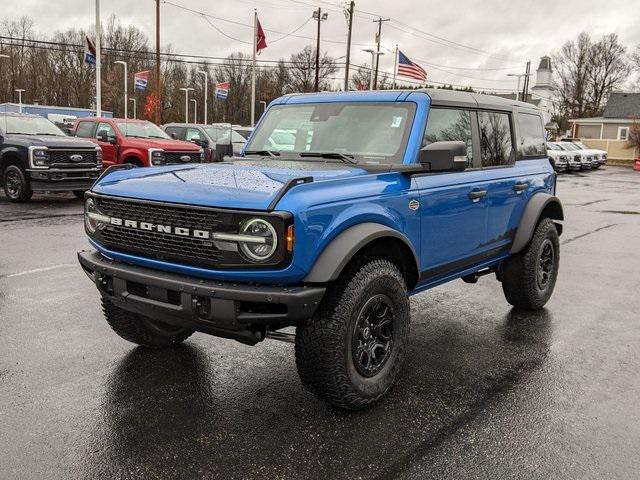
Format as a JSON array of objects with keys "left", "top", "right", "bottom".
[
  {"left": 28, "top": 167, "right": 101, "bottom": 191},
  {"left": 78, "top": 250, "right": 325, "bottom": 345}
]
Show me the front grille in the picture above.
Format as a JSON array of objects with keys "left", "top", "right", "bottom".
[
  {"left": 90, "top": 195, "right": 291, "bottom": 270},
  {"left": 164, "top": 151, "right": 201, "bottom": 164},
  {"left": 49, "top": 149, "right": 98, "bottom": 168},
  {"left": 95, "top": 196, "right": 226, "bottom": 266}
]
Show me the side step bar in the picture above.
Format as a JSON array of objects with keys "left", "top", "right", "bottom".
[{"left": 265, "top": 331, "right": 296, "bottom": 343}]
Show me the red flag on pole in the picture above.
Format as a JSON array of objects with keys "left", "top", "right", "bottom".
[{"left": 256, "top": 18, "right": 267, "bottom": 53}]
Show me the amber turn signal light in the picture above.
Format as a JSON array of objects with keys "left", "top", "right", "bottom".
[{"left": 286, "top": 225, "right": 294, "bottom": 253}]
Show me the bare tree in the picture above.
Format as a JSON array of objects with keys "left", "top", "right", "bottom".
[
  {"left": 553, "top": 32, "right": 630, "bottom": 119},
  {"left": 288, "top": 46, "right": 337, "bottom": 93}
]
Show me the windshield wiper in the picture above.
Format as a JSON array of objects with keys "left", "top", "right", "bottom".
[
  {"left": 35, "top": 132, "right": 62, "bottom": 136},
  {"left": 299, "top": 152, "right": 357, "bottom": 164},
  {"left": 243, "top": 150, "right": 280, "bottom": 158},
  {"left": 148, "top": 135, "right": 168, "bottom": 139}
]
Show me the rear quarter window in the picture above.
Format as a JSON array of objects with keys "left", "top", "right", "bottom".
[
  {"left": 75, "top": 121, "right": 95, "bottom": 138},
  {"left": 517, "top": 113, "right": 545, "bottom": 158}
]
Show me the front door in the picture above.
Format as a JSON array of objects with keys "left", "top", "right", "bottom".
[
  {"left": 415, "top": 107, "right": 491, "bottom": 282},
  {"left": 95, "top": 121, "right": 118, "bottom": 167}
]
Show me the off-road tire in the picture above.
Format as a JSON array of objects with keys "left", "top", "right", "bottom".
[
  {"left": 3, "top": 164, "right": 33, "bottom": 202},
  {"left": 101, "top": 296, "right": 194, "bottom": 348},
  {"left": 501, "top": 217, "right": 560, "bottom": 310},
  {"left": 72, "top": 190, "right": 86, "bottom": 199},
  {"left": 295, "top": 259, "right": 410, "bottom": 410}
]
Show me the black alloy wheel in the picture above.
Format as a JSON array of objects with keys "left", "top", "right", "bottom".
[{"left": 352, "top": 294, "right": 395, "bottom": 378}]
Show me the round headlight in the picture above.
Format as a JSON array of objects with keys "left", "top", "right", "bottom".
[
  {"left": 239, "top": 218, "right": 277, "bottom": 262},
  {"left": 85, "top": 198, "right": 109, "bottom": 234}
]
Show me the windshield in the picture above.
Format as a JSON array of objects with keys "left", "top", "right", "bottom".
[
  {"left": 245, "top": 102, "right": 416, "bottom": 164},
  {"left": 547, "top": 142, "right": 560, "bottom": 150},
  {"left": 574, "top": 141, "right": 589, "bottom": 149},
  {"left": 204, "top": 126, "right": 246, "bottom": 144},
  {"left": 562, "top": 142, "right": 580, "bottom": 151},
  {"left": 116, "top": 121, "right": 170, "bottom": 139},
  {"left": 0, "top": 115, "right": 65, "bottom": 136}
]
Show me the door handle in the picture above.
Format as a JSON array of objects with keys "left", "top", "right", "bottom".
[
  {"left": 468, "top": 189, "right": 487, "bottom": 201},
  {"left": 513, "top": 183, "right": 529, "bottom": 193}
]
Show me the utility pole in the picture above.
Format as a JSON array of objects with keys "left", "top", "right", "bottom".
[
  {"left": 155, "top": 0, "right": 161, "bottom": 124},
  {"left": 372, "top": 17, "right": 390, "bottom": 90},
  {"left": 343, "top": 1, "right": 355, "bottom": 91},
  {"left": 251, "top": 9, "right": 257, "bottom": 126},
  {"left": 114, "top": 60, "right": 128, "bottom": 119},
  {"left": 313, "top": 8, "right": 328, "bottom": 92},
  {"left": 95, "top": 0, "right": 101, "bottom": 117},
  {"left": 521, "top": 61, "right": 531, "bottom": 102},
  {"left": 507, "top": 72, "right": 530, "bottom": 101},
  {"left": 197, "top": 70, "right": 208, "bottom": 124}
]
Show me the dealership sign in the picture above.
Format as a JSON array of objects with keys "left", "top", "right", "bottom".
[{"left": 215, "top": 81, "right": 229, "bottom": 100}]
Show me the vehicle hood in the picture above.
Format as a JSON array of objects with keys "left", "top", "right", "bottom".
[
  {"left": 121, "top": 137, "right": 201, "bottom": 151},
  {"left": 92, "top": 160, "right": 370, "bottom": 210},
  {"left": 8, "top": 134, "right": 97, "bottom": 149}
]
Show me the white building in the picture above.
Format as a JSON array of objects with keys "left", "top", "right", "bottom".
[{"left": 530, "top": 56, "right": 555, "bottom": 125}]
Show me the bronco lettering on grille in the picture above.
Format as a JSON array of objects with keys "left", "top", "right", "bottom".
[{"left": 109, "top": 217, "right": 211, "bottom": 239}]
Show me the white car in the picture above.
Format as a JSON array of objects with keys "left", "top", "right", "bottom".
[
  {"left": 561, "top": 140, "right": 607, "bottom": 168},
  {"left": 548, "top": 142, "right": 581, "bottom": 171}
]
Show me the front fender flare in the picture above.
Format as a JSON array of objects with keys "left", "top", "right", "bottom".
[
  {"left": 511, "top": 193, "right": 564, "bottom": 254},
  {"left": 303, "top": 222, "right": 419, "bottom": 283}
]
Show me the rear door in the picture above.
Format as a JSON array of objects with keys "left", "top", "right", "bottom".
[
  {"left": 480, "top": 110, "right": 542, "bottom": 253},
  {"left": 415, "top": 107, "right": 492, "bottom": 281}
]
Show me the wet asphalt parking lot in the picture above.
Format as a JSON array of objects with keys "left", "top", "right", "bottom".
[{"left": 1, "top": 166, "right": 640, "bottom": 480}]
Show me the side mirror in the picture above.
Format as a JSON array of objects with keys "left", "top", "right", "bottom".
[
  {"left": 419, "top": 141, "right": 468, "bottom": 172},
  {"left": 214, "top": 142, "right": 233, "bottom": 162},
  {"left": 170, "top": 132, "right": 177, "bottom": 139},
  {"left": 193, "top": 138, "right": 209, "bottom": 148},
  {"left": 97, "top": 129, "right": 109, "bottom": 143}
]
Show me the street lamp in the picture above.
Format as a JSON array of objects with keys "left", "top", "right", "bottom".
[
  {"left": 259, "top": 100, "right": 267, "bottom": 116},
  {"left": 114, "top": 60, "right": 128, "bottom": 118},
  {"left": 129, "top": 98, "right": 136, "bottom": 119},
  {"left": 197, "top": 70, "right": 208, "bottom": 124},
  {"left": 190, "top": 98, "right": 197, "bottom": 124},
  {"left": 362, "top": 49, "right": 384, "bottom": 90},
  {"left": 15, "top": 89, "right": 25, "bottom": 112},
  {"left": 179, "top": 87, "right": 194, "bottom": 124},
  {"left": 312, "top": 8, "right": 329, "bottom": 92},
  {"left": 506, "top": 73, "right": 531, "bottom": 101}
]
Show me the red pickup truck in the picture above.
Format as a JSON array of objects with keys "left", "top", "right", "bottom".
[{"left": 72, "top": 117, "right": 203, "bottom": 168}]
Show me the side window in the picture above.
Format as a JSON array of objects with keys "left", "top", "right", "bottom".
[
  {"left": 185, "top": 128, "right": 202, "bottom": 141},
  {"left": 517, "top": 113, "right": 545, "bottom": 157},
  {"left": 478, "top": 111, "right": 514, "bottom": 167},
  {"left": 165, "top": 127, "right": 184, "bottom": 140},
  {"left": 96, "top": 122, "right": 115, "bottom": 139},
  {"left": 422, "top": 108, "right": 474, "bottom": 167},
  {"left": 75, "top": 121, "right": 94, "bottom": 138}
]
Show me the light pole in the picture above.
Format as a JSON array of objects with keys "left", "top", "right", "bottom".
[
  {"left": 179, "top": 87, "right": 193, "bottom": 124},
  {"left": 259, "top": 100, "right": 267, "bottom": 116},
  {"left": 0, "top": 54, "right": 9, "bottom": 102},
  {"left": 129, "top": 98, "right": 136, "bottom": 119},
  {"left": 507, "top": 73, "right": 531, "bottom": 101},
  {"left": 15, "top": 89, "right": 25, "bottom": 112},
  {"left": 114, "top": 60, "right": 128, "bottom": 118},
  {"left": 190, "top": 98, "right": 197, "bottom": 124},
  {"left": 95, "top": 0, "right": 102, "bottom": 117},
  {"left": 362, "top": 49, "right": 384, "bottom": 90},
  {"left": 312, "top": 8, "right": 328, "bottom": 92},
  {"left": 197, "top": 70, "right": 208, "bottom": 124}
]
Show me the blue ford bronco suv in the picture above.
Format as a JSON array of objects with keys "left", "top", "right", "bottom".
[{"left": 78, "top": 89, "right": 563, "bottom": 410}]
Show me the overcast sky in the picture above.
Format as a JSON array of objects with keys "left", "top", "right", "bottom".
[{"left": 2, "top": 0, "right": 639, "bottom": 91}]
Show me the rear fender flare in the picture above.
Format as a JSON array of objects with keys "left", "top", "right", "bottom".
[{"left": 511, "top": 193, "right": 564, "bottom": 254}]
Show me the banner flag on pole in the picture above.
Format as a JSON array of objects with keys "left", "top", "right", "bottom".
[
  {"left": 84, "top": 36, "right": 96, "bottom": 66},
  {"left": 134, "top": 71, "right": 150, "bottom": 91},
  {"left": 215, "top": 81, "right": 230, "bottom": 100},
  {"left": 256, "top": 18, "right": 267, "bottom": 54},
  {"left": 397, "top": 50, "right": 427, "bottom": 83}
]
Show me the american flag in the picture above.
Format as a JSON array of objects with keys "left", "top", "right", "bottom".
[{"left": 397, "top": 50, "right": 427, "bottom": 82}]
